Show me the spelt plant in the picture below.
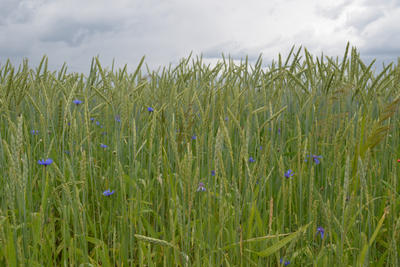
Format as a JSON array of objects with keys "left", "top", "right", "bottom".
[{"left": 0, "top": 46, "right": 399, "bottom": 266}]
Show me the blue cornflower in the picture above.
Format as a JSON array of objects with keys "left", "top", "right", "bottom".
[
  {"left": 103, "top": 190, "right": 115, "bottom": 196},
  {"left": 285, "top": 169, "right": 294, "bottom": 179},
  {"left": 100, "top": 144, "right": 107, "bottom": 148},
  {"left": 148, "top": 107, "right": 154, "bottom": 112},
  {"left": 101, "top": 132, "right": 107, "bottom": 135},
  {"left": 278, "top": 128, "right": 281, "bottom": 134},
  {"left": 310, "top": 154, "right": 322, "bottom": 164},
  {"left": 90, "top": 118, "right": 94, "bottom": 122},
  {"left": 63, "top": 151, "right": 70, "bottom": 154},
  {"left": 260, "top": 146, "right": 262, "bottom": 150},
  {"left": 115, "top": 115, "right": 120, "bottom": 122},
  {"left": 31, "top": 130, "right": 39, "bottom": 135},
  {"left": 96, "top": 121, "right": 100, "bottom": 126},
  {"left": 280, "top": 258, "right": 290, "bottom": 266},
  {"left": 73, "top": 99, "right": 82, "bottom": 105},
  {"left": 211, "top": 170, "right": 215, "bottom": 176},
  {"left": 316, "top": 227, "right": 325, "bottom": 239},
  {"left": 68, "top": 123, "right": 71, "bottom": 126},
  {"left": 225, "top": 117, "right": 228, "bottom": 122},
  {"left": 249, "top": 157, "right": 255, "bottom": 163},
  {"left": 38, "top": 159, "right": 53, "bottom": 167},
  {"left": 197, "top": 182, "right": 207, "bottom": 192},
  {"left": 191, "top": 134, "right": 196, "bottom": 140}
]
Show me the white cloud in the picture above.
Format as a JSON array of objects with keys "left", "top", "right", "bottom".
[{"left": 0, "top": 0, "right": 399, "bottom": 75}]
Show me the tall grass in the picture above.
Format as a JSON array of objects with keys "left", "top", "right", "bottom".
[{"left": 1, "top": 43, "right": 400, "bottom": 266}]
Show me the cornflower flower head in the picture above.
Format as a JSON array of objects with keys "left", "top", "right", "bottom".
[
  {"left": 115, "top": 115, "right": 120, "bottom": 122},
  {"left": 38, "top": 158, "right": 53, "bottom": 167},
  {"left": 31, "top": 130, "right": 39, "bottom": 135},
  {"left": 68, "top": 123, "right": 71, "bottom": 126},
  {"left": 100, "top": 144, "right": 107, "bottom": 148},
  {"left": 211, "top": 170, "right": 215, "bottom": 176},
  {"left": 316, "top": 227, "right": 325, "bottom": 239},
  {"left": 103, "top": 190, "right": 115, "bottom": 196},
  {"left": 197, "top": 182, "right": 206, "bottom": 192},
  {"left": 310, "top": 154, "right": 322, "bottom": 164},
  {"left": 101, "top": 132, "right": 107, "bottom": 135},
  {"left": 96, "top": 121, "right": 100, "bottom": 126},
  {"left": 278, "top": 128, "right": 281, "bottom": 134},
  {"left": 73, "top": 99, "right": 82, "bottom": 105},
  {"left": 249, "top": 157, "right": 255, "bottom": 163},
  {"left": 90, "top": 118, "right": 94, "bottom": 122},
  {"left": 148, "top": 107, "right": 154, "bottom": 112},
  {"left": 225, "top": 117, "right": 228, "bottom": 122},
  {"left": 191, "top": 134, "right": 196, "bottom": 140},
  {"left": 280, "top": 258, "right": 290, "bottom": 266},
  {"left": 285, "top": 169, "right": 294, "bottom": 179},
  {"left": 260, "top": 146, "right": 262, "bottom": 150},
  {"left": 63, "top": 151, "right": 71, "bottom": 155}
]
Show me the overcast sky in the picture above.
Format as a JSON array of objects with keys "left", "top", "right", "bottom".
[{"left": 1, "top": 0, "right": 400, "bottom": 77}]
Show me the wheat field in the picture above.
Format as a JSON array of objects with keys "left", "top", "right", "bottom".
[{"left": 1, "top": 43, "right": 400, "bottom": 266}]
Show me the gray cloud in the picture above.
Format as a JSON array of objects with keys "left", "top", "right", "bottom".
[
  {"left": 344, "top": 7, "right": 384, "bottom": 32},
  {"left": 361, "top": 0, "right": 400, "bottom": 8},
  {"left": 363, "top": 46, "right": 400, "bottom": 57},
  {"left": 0, "top": 0, "right": 49, "bottom": 26},
  {"left": 0, "top": 0, "right": 399, "bottom": 77},
  {"left": 0, "top": 0, "right": 26, "bottom": 25},
  {"left": 358, "top": 9, "right": 400, "bottom": 59},
  {"left": 38, "top": 20, "right": 118, "bottom": 47}
]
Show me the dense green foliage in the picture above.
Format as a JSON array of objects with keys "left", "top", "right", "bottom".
[{"left": 1, "top": 43, "right": 400, "bottom": 266}]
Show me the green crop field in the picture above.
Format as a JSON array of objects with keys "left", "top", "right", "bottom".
[{"left": 1, "top": 43, "right": 400, "bottom": 266}]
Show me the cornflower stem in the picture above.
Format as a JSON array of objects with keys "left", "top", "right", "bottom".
[{"left": 41, "top": 171, "right": 50, "bottom": 218}]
